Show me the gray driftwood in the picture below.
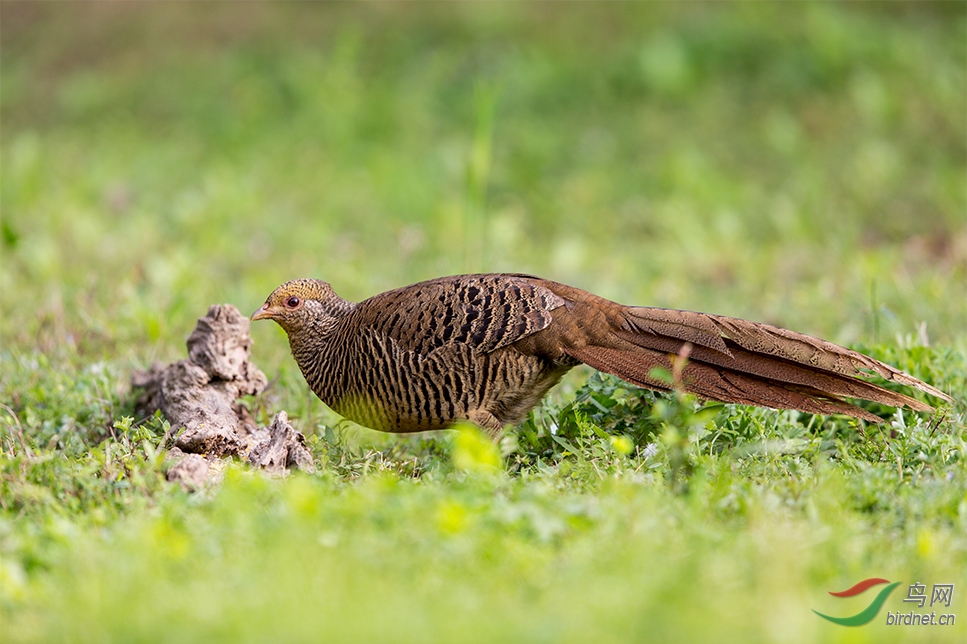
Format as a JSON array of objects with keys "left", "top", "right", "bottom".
[{"left": 133, "top": 304, "right": 313, "bottom": 488}]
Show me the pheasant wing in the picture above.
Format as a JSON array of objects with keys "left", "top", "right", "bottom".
[{"left": 352, "top": 274, "right": 566, "bottom": 357}]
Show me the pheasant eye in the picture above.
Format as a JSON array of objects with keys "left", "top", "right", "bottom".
[{"left": 285, "top": 296, "right": 301, "bottom": 309}]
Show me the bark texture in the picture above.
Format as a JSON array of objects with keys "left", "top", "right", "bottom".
[{"left": 133, "top": 304, "right": 313, "bottom": 488}]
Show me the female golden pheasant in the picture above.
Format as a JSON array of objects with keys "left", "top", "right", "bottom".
[{"left": 252, "top": 274, "right": 951, "bottom": 436}]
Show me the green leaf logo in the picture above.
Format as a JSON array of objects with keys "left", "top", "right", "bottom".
[{"left": 813, "top": 578, "right": 900, "bottom": 626}]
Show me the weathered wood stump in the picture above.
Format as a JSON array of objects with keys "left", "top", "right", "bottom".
[{"left": 133, "top": 304, "right": 314, "bottom": 488}]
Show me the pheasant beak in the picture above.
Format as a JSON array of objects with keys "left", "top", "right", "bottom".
[{"left": 250, "top": 303, "right": 276, "bottom": 322}]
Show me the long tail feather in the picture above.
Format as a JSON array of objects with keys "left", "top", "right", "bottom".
[
  {"left": 524, "top": 278, "right": 951, "bottom": 423},
  {"left": 624, "top": 307, "right": 952, "bottom": 403},
  {"left": 567, "top": 344, "right": 886, "bottom": 423}
]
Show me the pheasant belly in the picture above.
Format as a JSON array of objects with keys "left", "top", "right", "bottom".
[{"left": 321, "top": 342, "right": 572, "bottom": 434}]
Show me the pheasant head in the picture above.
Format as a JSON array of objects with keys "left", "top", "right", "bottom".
[{"left": 251, "top": 278, "right": 354, "bottom": 339}]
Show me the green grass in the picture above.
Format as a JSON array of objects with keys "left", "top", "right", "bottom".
[{"left": 1, "top": 3, "right": 965, "bottom": 642}]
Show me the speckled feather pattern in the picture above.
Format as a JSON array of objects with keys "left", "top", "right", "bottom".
[
  {"left": 278, "top": 275, "right": 577, "bottom": 433},
  {"left": 255, "top": 273, "right": 951, "bottom": 434}
]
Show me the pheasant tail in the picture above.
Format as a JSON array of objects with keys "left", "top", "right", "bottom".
[{"left": 529, "top": 279, "right": 952, "bottom": 423}]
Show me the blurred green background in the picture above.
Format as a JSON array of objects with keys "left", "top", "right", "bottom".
[
  {"left": 1, "top": 3, "right": 965, "bottom": 642},
  {"left": 2, "top": 2, "right": 964, "bottom": 363}
]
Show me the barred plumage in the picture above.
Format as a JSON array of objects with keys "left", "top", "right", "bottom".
[{"left": 252, "top": 274, "right": 952, "bottom": 436}]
